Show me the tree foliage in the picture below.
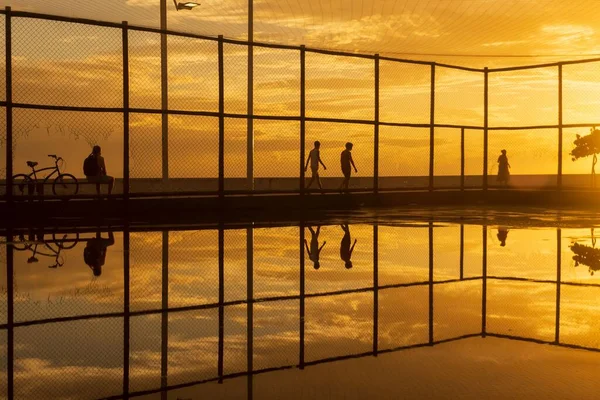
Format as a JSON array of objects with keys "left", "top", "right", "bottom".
[
  {"left": 570, "top": 242, "right": 600, "bottom": 275},
  {"left": 570, "top": 128, "right": 600, "bottom": 161}
]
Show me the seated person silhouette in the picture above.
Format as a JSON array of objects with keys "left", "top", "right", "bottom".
[
  {"left": 304, "top": 226, "right": 326, "bottom": 269},
  {"left": 84, "top": 145, "right": 115, "bottom": 195},
  {"left": 497, "top": 227, "right": 509, "bottom": 247},
  {"left": 84, "top": 232, "right": 115, "bottom": 276},
  {"left": 340, "top": 224, "right": 357, "bottom": 269}
]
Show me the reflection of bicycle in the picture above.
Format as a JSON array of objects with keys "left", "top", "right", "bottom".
[
  {"left": 12, "top": 154, "right": 79, "bottom": 197},
  {"left": 13, "top": 232, "right": 79, "bottom": 269}
]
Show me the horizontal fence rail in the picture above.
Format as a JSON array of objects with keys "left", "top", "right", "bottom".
[{"left": 2, "top": 8, "right": 600, "bottom": 201}]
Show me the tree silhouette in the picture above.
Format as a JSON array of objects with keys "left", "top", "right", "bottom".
[{"left": 570, "top": 127, "right": 600, "bottom": 187}]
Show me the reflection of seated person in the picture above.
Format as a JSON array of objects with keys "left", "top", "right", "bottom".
[
  {"left": 340, "top": 224, "right": 357, "bottom": 269},
  {"left": 84, "top": 232, "right": 114, "bottom": 276},
  {"left": 304, "top": 226, "right": 326, "bottom": 270},
  {"left": 497, "top": 227, "right": 509, "bottom": 247}
]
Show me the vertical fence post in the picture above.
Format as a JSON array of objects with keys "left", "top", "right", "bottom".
[
  {"left": 483, "top": 68, "right": 489, "bottom": 191},
  {"left": 247, "top": 5, "right": 254, "bottom": 192},
  {"left": 558, "top": 64, "right": 563, "bottom": 190},
  {"left": 555, "top": 228, "right": 561, "bottom": 343},
  {"left": 482, "top": 224, "right": 487, "bottom": 336},
  {"left": 6, "top": 229, "right": 13, "bottom": 399},
  {"left": 299, "top": 222, "right": 305, "bottom": 368},
  {"left": 460, "top": 128, "right": 465, "bottom": 191},
  {"left": 160, "top": 0, "right": 169, "bottom": 183},
  {"left": 122, "top": 21, "right": 130, "bottom": 203},
  {"left": 374, "top": 54, "right": 380, "bottom": 194},
  {"left": 218, "top": 224, "right": 224, "bottom": 382},
  {"left": 161, "top": 231, "right": 169, "bottom": 393},
  {"left": 218, "top": 36, "right": 225, "bottom": 197},
  {"left": 246, "top": 226, "right": 253, "bottom": 398},
  {"left": 5, "top": 7, "right": 12, "bottom": 202},
  {"left": 123, "top": 229, "right": 130, "bottom": 398},
  {"left": 300, "top": 46, "right": 306, "bottom": 195},
  {"left": 428, "top": 222, "right": 434, "bottom": 344},
  {"left": 373, "top": 224, "right": 378, "bottom": 355},
  {"left": 459, "top": 224, "right": 464, "bottom": 280},
  {"left": 429, "top": 64, "right": 435, "bottom": 191}
]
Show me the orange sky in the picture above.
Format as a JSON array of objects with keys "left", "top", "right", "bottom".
[{"left": 2, "top": 1, "right": 600, "bottom": 179}]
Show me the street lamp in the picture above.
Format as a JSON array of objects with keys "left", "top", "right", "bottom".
[{"left": 173, "top": 1, "right": 200, "bottom": 11}]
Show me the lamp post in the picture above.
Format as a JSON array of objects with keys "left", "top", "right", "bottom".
[{"left": 247, "top": 0, "right": 254, "bottom": 190}]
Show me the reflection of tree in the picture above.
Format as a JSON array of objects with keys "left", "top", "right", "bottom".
[
  {"left": 570, "top": 128, "right": 600, "bottom": 187},
  {"left": 570, "top": 242, "right": 600, "bottom": 275}
]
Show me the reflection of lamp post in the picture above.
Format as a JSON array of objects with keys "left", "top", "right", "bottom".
[{"left": 172, "top": 1, "right": 200, "bottom": 11}]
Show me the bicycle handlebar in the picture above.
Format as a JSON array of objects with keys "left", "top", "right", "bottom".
[{"left": 48, "top": 154, "right": 57, "bottom": 158}]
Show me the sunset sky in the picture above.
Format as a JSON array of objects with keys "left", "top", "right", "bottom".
[{"left": 2, "top": 0, "right": 600, "bottom": 180}]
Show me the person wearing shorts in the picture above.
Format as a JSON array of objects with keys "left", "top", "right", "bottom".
[
  {"left": 305, "top": 141, "right": 327, "bottom": 190},
  {"left": 339, "top": 142, "right": 357, "bottom": 193},
  {"left": 86, "top": 145, "right": 115, "bottom": 195}
]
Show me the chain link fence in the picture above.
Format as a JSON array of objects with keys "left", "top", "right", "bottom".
[{"left": 2, "top": 11, "right": 600, "bottom": 198}]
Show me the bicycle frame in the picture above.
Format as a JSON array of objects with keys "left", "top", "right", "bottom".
[{"left": 27, "top": 159, "right": 62, "bottom": 183}]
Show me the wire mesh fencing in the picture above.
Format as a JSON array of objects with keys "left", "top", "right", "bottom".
[{"left": 3, "top": 9, "right": 600, "bottom": 200}]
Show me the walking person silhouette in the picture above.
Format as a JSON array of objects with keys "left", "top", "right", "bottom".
[
  {"left": 339, "top": 142, "right": 357, "bottom": 193},
  {"left": 497, "top": 149, "right": 511, "bottom": 187},
  {"left": 305, "top": 141, "right": 327, "bottom": 191},
  {"left": 304, "top": 225, "right": 326, "bottom": 269},
  {"left": 340, "top": 224, "right": 357, "bottom": 269}
]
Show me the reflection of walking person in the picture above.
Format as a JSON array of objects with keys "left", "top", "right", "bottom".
[
  {"left": 497, "top": 227, "right": 509, "bottom": 247},
  {"left": 497, "top": 149, "right": 511, "bottom": 186},
  {"left": 83, "top": 232, "right": 115, "bottom": 276},
  {"left": 339, "top": 142, "right": 358, "bottom": 193},
  {"left": 305, "top": 141, "right": 327, "bottom": 190},
  {"left": 340, "top": 224, "right": 357, "bottom": 269},
  {"left": 304, "top": 226, "right": 326, "bottom": 269}
]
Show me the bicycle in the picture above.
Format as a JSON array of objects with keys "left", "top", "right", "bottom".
[
  {"left": 12, "top": 154, "right": 79, "bottom": 197},
  {"left": 12, "top": 231, "right": 80, "bottom": 269}
]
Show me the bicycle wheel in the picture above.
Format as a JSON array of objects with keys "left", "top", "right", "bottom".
[
  {"left": 12, "top": 174, "right": 34, "bottom": 196},
  {"left": 52, "top": 173, "right": 79, "bottom": 197},
  {"left": 53, "top": 232, "right": 79, "bottom": 250}
]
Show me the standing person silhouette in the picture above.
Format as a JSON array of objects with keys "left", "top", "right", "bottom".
[
  {"left": 339, "top": 142, "right": 358, "bottom": 193},
  {"left": 304, "top": 225, "right": 326, "bottom": 269},
  {"left": 497, "top": 149, "right": 511, "bottom": 187},
  {"left": 305, "top": 141, "right": 327, "bottom": 191},
  {"left": 497, "top": 227, "right": 509, "bottom": 247},
  {"left": 340, "top": 224, "right": 357, "bottom": 269},
  {"left": 85, "top": 145, "right": 115, "bottom": 195}
]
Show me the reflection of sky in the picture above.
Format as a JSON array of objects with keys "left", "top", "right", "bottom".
[{"left": 2, "top": 223, "right": 600, "bottom": 398}]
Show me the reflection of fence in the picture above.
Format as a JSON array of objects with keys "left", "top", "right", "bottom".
[
  {"left": 2, "top": 223, "right": 599, "bottom": 398},
  {"left": 2, "top": 8, "right": 600, "bottom": 200}
]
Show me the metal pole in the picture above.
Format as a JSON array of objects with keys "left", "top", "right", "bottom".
[
  {"left": 558, "top": 65, "right": 563, "bottom": 190},
  {"left": 218, "top": 225, "right": 224, "bottom": 381},
  {"left": 6, "top": 7, "right": 12, "bottom": 202},
  {"left": 483, "top": 68, "right": 489, "bottom": 191},
  {"left": 218, "top": 36, "right": 225, "bottom": 197},
  {"left": 161, "top": 231, "right": 168, "bottom": 396},
  {"left": 7, "top": 228, "right": 13, "bottom": 399},
  {"left": 160, "top": 0, "right": 169, "bottom": 182},
  {"left": 429, "top": 65, "right": 435, "bottom": 191},
  {"left": 373, "top": 224, "right": 378, "bottom": 355},
  {"left": 460, "top": 224, "right": 464, "bottom": 280},
  {"left": 374, "top": 54, "right": 380, "bottom": 193},
  {"left": 300, "top": 46, "right": 306, "bottom": 195},
  {"left": 299, "top": 223, "right": 305, "bottom": 368},
  {"left": 246, "top": 226, "right": 253, "bottom": 400},
  {"left": 460, "top": 128, "right": 465, "bottom": 190},
  {"left": 123, "top": 229, "right": 130, "bottom": 398},
  {"left": 247, "top": 0, "right": 254, "bottom": 191},
  {"left": 555, "top": 228, "right": 561, "bottom": 343},
  {"left": 123, "top": 21, "right": 130, "bottom": 202},
  {"left": 482, "top": 225, "right": 487, "bottom": 336},
  {"left": 428, "top": 222, "right": 434, "bottom": 344}
]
